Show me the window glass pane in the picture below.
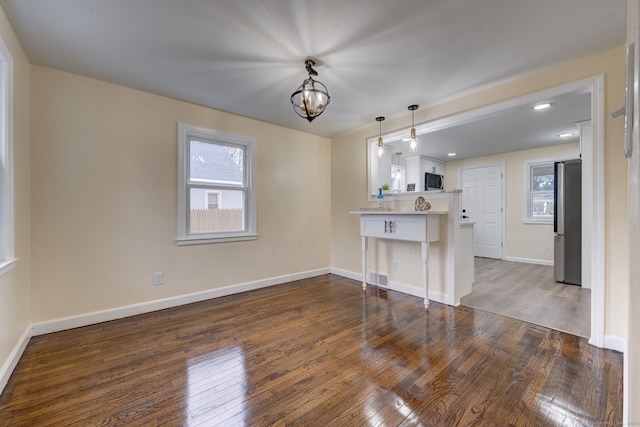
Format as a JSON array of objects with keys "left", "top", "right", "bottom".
[
  {"left": 189, "top": 188, "right": 244, "bottom": 233},
  {"left": 531, "top": 191, "right": 554, "bottom": 217},
  {"left": 531, "top": 164, "right": 554, "bottom": 192},
  {"left": 526, "top": 163, "right": 555, "bottom": 219},
  {"left": 190, "top": 140, "right": 244, "bottom": 184}
]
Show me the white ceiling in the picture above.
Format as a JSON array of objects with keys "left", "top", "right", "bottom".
[
  {"left": 386, "top": 91, "right": 592, "bottom": 162},
  {"left": 0, "top": 0, "right": 625, "bottom": 144}
]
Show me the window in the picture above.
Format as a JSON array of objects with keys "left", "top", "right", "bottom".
[
  {"left": 524, "top": 160, "right": 555, "bottom": 223},
  {"left": 178, "top": 123, "right": 256, "bottom": 244},
  {"left": 0, "top": 37, "right": 15, "bottom": 275},
  {"left": 206, "top": 192, "right": 220, "bottom": 209}
]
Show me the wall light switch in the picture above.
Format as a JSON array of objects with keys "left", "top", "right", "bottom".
[{"left": 391, "top": 260, "right": 398, "bottom": 271}]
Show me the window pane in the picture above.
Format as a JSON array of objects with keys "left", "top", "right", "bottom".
[
  {"left": 531, "top": 164, "right": 554, "bottom": 192},
  {"left": 190, "top": 140, "right": 244, "bottom": 184},
  {"left": 531, "top": 190, "right": 554, "bottom": 217},
  {"left": 189, "top": 188, "right": 244, "bottom": 233}
]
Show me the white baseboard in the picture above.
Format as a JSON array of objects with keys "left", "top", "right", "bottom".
[
  {"left": 0, "top": 326, "right": 32, "bottom": 394},
  {"left": 330, "top": 267, "right": 360, "bottom": 282},
  {"left": 7, "top": 266, "right": 621, "bottom": 396},
  {"left": 331, "top": 268, "right": 623, "bottom": 350},
  {"left": 503, "top": 256, "right": 553, "bottom": 266},
  {"left": 31, "top": 267, "right": 331, "bottom": 337},
  {"left": 330, "top": 267, "right": 448, "bottom": 305},
  {"left": 604, "top": 335, "right": 625, "bottom": 353}
]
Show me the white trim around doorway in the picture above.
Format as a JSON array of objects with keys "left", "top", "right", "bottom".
[{"left": 411, "top": 75, "right": 606, "bottom": 349}]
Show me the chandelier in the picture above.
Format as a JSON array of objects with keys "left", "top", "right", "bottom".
[{"left": 290, "top": 58, "right": 331, "bottom": 122}]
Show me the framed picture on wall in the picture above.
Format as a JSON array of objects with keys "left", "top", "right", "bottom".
[{"left": 407, "top": 183, "right": 416, "bottom": 192}]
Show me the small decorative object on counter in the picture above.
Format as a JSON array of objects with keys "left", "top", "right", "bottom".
[
  {"left": 415, "top": 196, "right": 431, "bottom": 211},
  {"left": 377, "top": 188, "right": 384, "bottom": 208}
]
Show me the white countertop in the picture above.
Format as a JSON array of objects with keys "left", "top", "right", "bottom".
[{"left": 349, "top": 210, "right": 448, "bottom": 215}]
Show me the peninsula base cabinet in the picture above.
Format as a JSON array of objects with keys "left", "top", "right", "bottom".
[{"left": 350, "top": 211, "right": 446, "bottom": 309}]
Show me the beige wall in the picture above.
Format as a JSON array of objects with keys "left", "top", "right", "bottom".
[
  {"left": 30, "top": 66, "right": 331, "bottom": 322},
  {"left": 445, "top": 143, "right": 580, "bottom": 263},
  {"left": 0, "top": 9, "right": 31, "bottom": 375},
  {"left": 0, "top": 13, "right": 629, "bottom": 394},
  {"left": 331, "top": 46, "right": 627, "bottom": 339}
]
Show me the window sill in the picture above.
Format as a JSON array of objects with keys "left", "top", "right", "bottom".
[
  {"left": 176, "top": 234, "right": 258, "bottom": 246},
  {"left": 0, "top": 258, "right": 18, "bottom": 277},
  {"left": 522, "top": 219, "right": 553, "bottom": 225}
]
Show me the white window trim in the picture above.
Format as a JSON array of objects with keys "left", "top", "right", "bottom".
[
  {"left": 177, "top": 122, "right": 257, "bottom": 245},
  {"left": 0, "top": 36, "right": 16, "bottom": 276},
  {"left": 522, "top": 159, "right": 555, "bottom": 224},
  {"left": 522, "top": 156, "right": 575, "bottom": 224}
]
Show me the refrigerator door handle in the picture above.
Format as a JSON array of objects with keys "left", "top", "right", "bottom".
[{"left": 556, "top": 162, "right": 565, "bottom": 235}]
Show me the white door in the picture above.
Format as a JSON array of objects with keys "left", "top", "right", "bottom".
[{"left": 461, "top": 165, "right": 504, "bottom": 258}]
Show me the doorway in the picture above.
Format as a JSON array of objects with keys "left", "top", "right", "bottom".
[
  {"left": 416, "top": 77, "right": 603, "bottom": 345},
  {"left": 460, "top": 164, "right": 504, "bottom": 259}
]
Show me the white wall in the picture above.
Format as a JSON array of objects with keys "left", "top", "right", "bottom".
[{"left": 445, "top": 142, "right": 580, "bottom": 263}]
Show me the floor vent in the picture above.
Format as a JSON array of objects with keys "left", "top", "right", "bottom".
[
  {"left": 368, "top": 271, "right": 378, "bottom": 284},
  {"left": 368, "top": 271, "right": 389, "bottom": 287},
  {"left": 378, "top": 274, "right": 388, "bottom": 287}
]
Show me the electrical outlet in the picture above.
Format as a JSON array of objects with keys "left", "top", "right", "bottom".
[
  {"left": 391, "top": 260, "right": 398, "bottom": 271},
  {"left": 153, "top": 272, "right": 164, "bottom": 285}
]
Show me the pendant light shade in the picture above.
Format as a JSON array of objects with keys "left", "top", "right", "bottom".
[
  {"left": 376, "top": 116, "right": 385, "bottom": 157},
  {"left": 290, "top": 58, "right": 331, "bottom": 122},
  {"left": 408, "top": 104, "right": 419, "bottom": 153}
]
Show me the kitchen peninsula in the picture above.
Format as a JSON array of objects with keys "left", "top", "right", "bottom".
[{"left": 350, "top": 190, "right": 474, "bottom": 307}]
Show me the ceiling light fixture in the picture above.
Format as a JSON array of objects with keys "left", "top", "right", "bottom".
[
  {"left": 290, "top": 58, "right": 331, "bottom": 122},
  {"left": 558, "top": 132, "right": 574, "bottom": 138},
  {"left": 408, "top": 104, "right": 419, "bottom": 153},
  {"left": 533, "top": 102, "right": 552, "bottom": 111},
  {"left": 448, "top": 152, "right": 457, "bottom": 157},
  {"left": 376, "top": 116, "right": 385, "bottom": 157}
]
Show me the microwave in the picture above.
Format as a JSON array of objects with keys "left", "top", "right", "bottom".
[{"left": 425, "top": 172, "right": 444, "bottom": 190}]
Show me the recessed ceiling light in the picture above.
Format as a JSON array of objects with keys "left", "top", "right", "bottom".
[
  {"left": 558, "top": 132, "right": 574, "bottom": 138},
  {"left": 448, "top": 152, "right": 457, "bottom": 157},
  {"left": 532, "top": 102, "right": 552, "bottom": 111}
]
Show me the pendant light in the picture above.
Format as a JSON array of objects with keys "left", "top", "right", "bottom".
[
  {"left": 408, "top": 104, "right": 419, "bottom": 153},
  {"left": 395, "top": 152, "right": 402, "bottom": 180},
  {"left": 376, "top": 116, "right": 385, "bottom": 157},
  {"left": 290, "top": 58, "right": 331, "bottom": 122}
]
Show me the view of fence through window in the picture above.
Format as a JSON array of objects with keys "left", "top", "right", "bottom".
[{"left": 189, "top": 140, "right": 245, "bottom": 233}]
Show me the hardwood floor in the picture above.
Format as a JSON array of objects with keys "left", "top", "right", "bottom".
[
  {"left": 0, "top": 274, "right": 621, "bottom": 426},
  {"left": 461, "top": 258, "right": 591, "bottom": 338}
]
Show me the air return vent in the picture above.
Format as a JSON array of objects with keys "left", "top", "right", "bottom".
[
  {"left": 368, "top": 271, "right": 388, "bottom": 287},
  {"left": 378, "top": 274, "right": 388, "bottom": 287}
]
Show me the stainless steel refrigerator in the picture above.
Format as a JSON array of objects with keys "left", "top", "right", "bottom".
[{"left": 554, "top": 159, "right": 582, "bottom": 285}]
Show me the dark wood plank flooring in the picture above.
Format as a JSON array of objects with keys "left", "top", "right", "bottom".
[
  {"left": 0, "top": 274, "right": 622, "bottom": 426},
  {"left": 461, "top": 258, "right": 591, "bottom": 338}
]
